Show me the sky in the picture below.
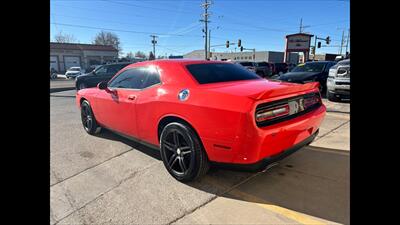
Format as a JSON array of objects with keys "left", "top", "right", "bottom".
[{"left": 50, "top": 0, "right": 350, "bottom": 57}]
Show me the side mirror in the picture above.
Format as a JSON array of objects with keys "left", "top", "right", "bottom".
[{"left": 97, "top": 81, "right": 108, "bottom": 90}]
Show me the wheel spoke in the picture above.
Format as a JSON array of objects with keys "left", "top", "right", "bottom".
[
  {"left": 178, "top": 157, "right": 187, "bottom": 172},
  {"left": 163, "top": 141, "right": 175, "bottom": 152},
  {"left": 180, "top": 146, "right": 191, "bottom": 151},
  {"left": 181, "top": 150, "right": 191, "bottom": 156},
  {"left": 173, "top": 131, "right": 179, "bottom": 147},
  {"left": 168, "top": 154, "right": 178, "bottom": 167},
  {"left": 86, "top": 117, "right": 92, "bottom": 128}
]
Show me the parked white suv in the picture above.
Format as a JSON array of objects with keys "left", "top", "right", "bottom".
[
  {"left": 65, "top": 67, "right": 85, "bottom": 79},
  {"left": 327, "top": 59, "right": 350, "bottom": 101}
]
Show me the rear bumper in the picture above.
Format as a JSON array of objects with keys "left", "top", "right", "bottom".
[
  {"left": 234, "top": 104, "right": 325, "bottom": 164},
  {"left": 212, "top": 129, "right": 318, "bottom": 171}
]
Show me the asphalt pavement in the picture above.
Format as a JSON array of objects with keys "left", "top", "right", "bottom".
[
  {"left": 50, "top": 77, "right": 76, "bottom": 93},
  {"left": 51, "top": 90, "right": 349, "bottom": 225}
]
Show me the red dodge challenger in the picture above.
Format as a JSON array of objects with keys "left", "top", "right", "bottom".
[{"left": 76, "top": 59, "right": 326, "bottom": 181}]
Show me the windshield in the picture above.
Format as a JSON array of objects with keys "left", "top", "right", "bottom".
[
  {"left": 291, "top": 63, "right": 325, "bottom": 72},
  {"left": 257, "top": 62, "right": 268, "bottom": 66},
  {"left": 69, "top": 68, "right": 80, "bottom": 71},
  {"left": 239, "top": 62, "right": 253, "bottom": 67},
  {"left": 186, "top": 63, "right": 261, "bottom": 84}
]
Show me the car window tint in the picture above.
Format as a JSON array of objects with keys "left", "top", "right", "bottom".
[
  {"left": 186, "top": 63, "right": 261, "bottom": 84},
  {"left": 108, "top": 68, "right": 147, "bottom": 89},
  {"left": 142, "top": 68, "right": 161, "bottom": 88}
]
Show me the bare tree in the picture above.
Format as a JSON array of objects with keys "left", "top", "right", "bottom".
[
  {"left": 92, "top": 31, "right": 121, "bottom": 54},
  {"left": 54, "top": 31, "right": 78, "bottom": 43},
  {"left": 126, "top": 52, "right": 134, "bottom": 59},
  {"left": 135, "top": 51, "right": 146, "bottom": 59}
]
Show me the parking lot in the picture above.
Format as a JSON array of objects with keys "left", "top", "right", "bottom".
[{"left": 51, "top": 89, "right": 349, "bottom": 225}]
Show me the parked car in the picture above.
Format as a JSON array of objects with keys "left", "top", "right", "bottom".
[
  {"left": 76, "top": 59, "right": 326, "bottom": 181},
  {"left": 287, "top": 63, "right": 296, "bottom": 72},
  {"left": 50, "top": 68, "right": 57, "bottom": 79},
  {"left": 65, "top": 67, "right": 84, "bottom": 79},
  {"left": 237, "top": 61, "right": 257, "bottom": 73},
  {"left": 255, "top": 61, "right": 273, "bottom": 77},
  {"left": 236, "top": 61, "right": 271, "bottom": 78},
  {"left": 327, "top": 59, "right": 350, "bottom": 101},
  {"left": 273, "top": 62, "right": 289, "bottom": 75},
  {"left": 75, "top": 62, "right": 131, "bottom": 90},
  {"left": 278, "top": 61, "right": 337, "bottom": 93},
  {"left": 85, "top": 64, "right": 101, "bottom": 74}
]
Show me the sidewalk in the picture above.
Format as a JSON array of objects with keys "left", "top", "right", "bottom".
[{"left": 174, "top": 110, "right": 350, "bottom": 225}]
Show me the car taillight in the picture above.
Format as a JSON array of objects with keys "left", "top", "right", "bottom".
[
  {"left": 256, "top": 104, "right": 290, "bottom": 122},
  {"left": 304, "top": 94, "right": 320, "bottom": 108}
]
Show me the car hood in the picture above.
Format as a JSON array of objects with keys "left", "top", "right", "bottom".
[
  {"left": 76, "top": 72, "right": 94, "bottom": 79},
  {"left": 199, "top": 79, "right": 319, "bottom": 100},
  {"left": 279, "top": 72, "right": 321, "bottom": 81}
]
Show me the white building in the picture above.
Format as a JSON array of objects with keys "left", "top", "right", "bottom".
[
  {"left": 183, "top": 50, "right": 299, "bottom": 64},
  {"left": 50, "top": 42, "right": 119, "bottom": 73}
]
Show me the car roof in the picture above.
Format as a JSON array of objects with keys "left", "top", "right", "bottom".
[
  {"left": 123, "top": 59, "right": 231, "bottom": 69},
  {"left": 304, "top": 61, "right": 333, "bottom": 64}
]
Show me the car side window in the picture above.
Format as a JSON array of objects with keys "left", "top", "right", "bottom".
[
  {"left": 108, "top": 68, "right": 147, "bottom": 89},
  {"left": 107, "top": 64, "right": 126, "bottom": 74},
  {"left": 142, "top": 68, "right": 161, "bottom": 88},
  {"left": 95, "top": 66, "right": 107, "bottom": 75}
]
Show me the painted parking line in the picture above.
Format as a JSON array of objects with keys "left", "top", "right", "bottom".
[
  {"left": 227, "top": 188, "right": 328, "bottom": 225},
  {"left": 202, "top": 174, "right": 330, "bottom": 225}
]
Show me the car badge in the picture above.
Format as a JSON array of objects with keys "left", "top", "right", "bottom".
[{"left": 178, "top": 89, "right": 190, "bottom": 101}]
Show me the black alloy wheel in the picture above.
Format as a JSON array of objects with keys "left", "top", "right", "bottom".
[
  {"left": 80, "top": 100, "right": 101, "bottom": 135},
  {"left": 160, "top": 122, "right": 209, "bottom": 182}
]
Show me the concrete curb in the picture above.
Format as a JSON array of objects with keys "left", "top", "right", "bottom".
[{"left": 50, "top": 87, "right": 76, "bottom": 93}]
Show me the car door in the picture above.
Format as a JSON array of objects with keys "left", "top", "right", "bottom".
[{"left": 95, "top": 67, "right": 147, "bottom": 137}]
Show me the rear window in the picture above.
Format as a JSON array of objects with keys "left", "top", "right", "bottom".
[{"left": 186, "top": 63, "right": 261, "bottom": 84}]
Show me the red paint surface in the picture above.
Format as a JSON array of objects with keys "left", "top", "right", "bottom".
[{"left": 76, "top": 59, "right": 325, "bottom": 164}]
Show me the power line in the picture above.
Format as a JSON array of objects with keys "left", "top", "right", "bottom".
[
  {"left": 50, "top": 13, "right": 181, "bottom": 29},
  {"left": 101, "top": 0, "right": 196, "bottom": 14},
  {"left": 50, "top": 22, "right": 203, "bottom": 37}
]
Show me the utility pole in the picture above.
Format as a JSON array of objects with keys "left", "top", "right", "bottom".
[
  {"left": 208, "top": 29, "right": 211, "bottom": 59},
  {"left": 299, "top": 18, "right": 310, "bottom": 33},
  {"left": 313, "top": 35, "right": 317, "bottom": 60},
  {"left": 339, "top": 30, "right": 345, "bottom": 55},
  {"left": 345, "top": 28, "right": 350, "bottom": 55},
  {"left": 300, "top": 18, "right": 303, "bottom": 33},
  {"left": 150, "top": 35, "right": 158, "bottom": 58},
  {"left": 200, "top": 0, "right": 211, "bottom": 60}
]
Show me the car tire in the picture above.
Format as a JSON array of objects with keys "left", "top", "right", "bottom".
[
  {"left": 327, "top": 90, "right": 340, "bottom": 102},
  {"left": 160, "top": 122, "right": 209, "bottom": 182},
  {"left": 80, "top": 100, "right": 102, "bottom": 135}
]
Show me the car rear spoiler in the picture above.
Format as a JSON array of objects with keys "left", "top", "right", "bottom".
[{"left": 247, "top": 82, "right": 320, "bottom": 100}]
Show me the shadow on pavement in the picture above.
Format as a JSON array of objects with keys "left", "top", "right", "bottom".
[{"left": 93, "top": 128, "right": 349, "bottom": 225}]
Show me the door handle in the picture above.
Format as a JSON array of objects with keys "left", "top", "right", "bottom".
[{"left": 128, "top": 95, "right": 136, "bottom": 100}]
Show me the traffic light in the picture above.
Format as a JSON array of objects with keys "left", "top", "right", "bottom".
[
  {"left": 226, "top": 40, "right": 230, "bottom": 48},
  {"left": 317, "top": 42, "right": 321, "bottom": 48},
  {"left": 238, "top": 39, "right": 241, "bottom": 47},
  {"left": 240, "top": 46, "right": 243, "bottom": 52},
  {"left": 326, "top": 36, "right": 330, "bottom": 45},
  {"left": 310, "top": 46, "right": 315, "bottom": 55}
]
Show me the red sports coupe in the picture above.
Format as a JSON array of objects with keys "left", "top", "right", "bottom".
[{"left": 76, "top": 59, "right": 326, "bottom": 181}]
